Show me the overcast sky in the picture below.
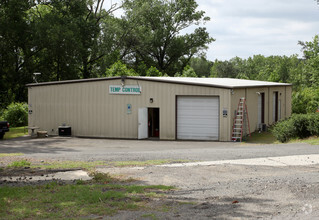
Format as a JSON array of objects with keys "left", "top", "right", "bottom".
[{"left": 109, "top": 0, "right": 319, "bottom": 61}]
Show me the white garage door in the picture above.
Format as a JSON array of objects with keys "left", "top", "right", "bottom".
[{"left": 177, "top": 96, "right": 219, "bottom": 140}]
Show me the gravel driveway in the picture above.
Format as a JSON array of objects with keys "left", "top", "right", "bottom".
[{"left": 104, "top": 164, "right": 319, "bottom": 219}]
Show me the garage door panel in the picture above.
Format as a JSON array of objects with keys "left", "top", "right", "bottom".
[
  {"left": 178, "top": 121, "right": 218, "bottom": 127},
  {"left": 177, "top": 96, "right": 219, "bottom": 141}
]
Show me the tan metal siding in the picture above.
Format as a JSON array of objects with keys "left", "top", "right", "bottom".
[
  {"left": 268, "top": 86, "right": 290, "bottom": 125},
  {"left": 232, "top": 86, "right": 292, "bottom": 134},
  {"left": 28, "top": 79, "right": 231, "bottom": 141},
  {"left": 285, "top": 86, "right": 292, "bottom": 117},
  {"left": 245, "top": 87, "right": 269, "bottom": 132}
]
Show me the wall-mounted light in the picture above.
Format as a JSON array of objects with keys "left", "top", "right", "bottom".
[
  {"left": 149, "top": 98, "right": 153, "bottom": 103},
  {"left": 256, "top": 92, "right": 261, "bottom": 95},
  {"left": 231, "top": 89, "right": 234, "bottom": 95}
]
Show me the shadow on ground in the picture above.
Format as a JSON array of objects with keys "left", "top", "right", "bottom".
[
  {"left": 0, "top": 136, "right": 78, "bottom": 155},
  {"left": 110, "top": 193, "right": 275, "bottom": 219}
]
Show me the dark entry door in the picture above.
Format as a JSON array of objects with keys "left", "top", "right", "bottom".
[{"left": 148, "top": 108, "right": 160, "bottom": 138}]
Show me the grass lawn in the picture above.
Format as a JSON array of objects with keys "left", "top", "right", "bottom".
[
  {"left": 288, "top": 136, "right": 319, "bottom": 145},
  {"left": 3, "top": 126, "right": 28, "bottom": 140},
  {"left": 244, "top": 131, "right": 278, "bottom": 144},
  {"left": 0, "top": 172, "right": 174, "bottom": 219},
  {"left": 244, "top": 131, "right": 319, "bottom": 145}
]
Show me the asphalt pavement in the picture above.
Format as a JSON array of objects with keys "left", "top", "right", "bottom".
[{"left": 1, "top": 136, "right": 318, "bottom": 162}]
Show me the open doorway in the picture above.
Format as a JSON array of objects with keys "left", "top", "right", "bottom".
[{"left": 148, "top": 108, "right": 160, "bottom": 138}]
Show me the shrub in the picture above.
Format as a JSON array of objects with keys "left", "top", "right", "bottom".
[
  {"left": 271, "top": 118, "right": 295, "bottom": 143},
  {"left": 271, "top": 113, "right": 319, "bottom": 142},
  {"left": 292, "top": 114, "right": 311, "bottom": 139},
  {"left": 308, "top": 113, "right": 319, "bottom": 136},
  {"left": 89, "top": 171, "right": 114, "bottom": 183},
  {"left": 2, "top": 102, "right": 28, "bottom": 127}
]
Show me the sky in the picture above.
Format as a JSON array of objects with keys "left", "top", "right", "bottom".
[{"left": 108, "top": 0, "right": 319, "bottom": 61}]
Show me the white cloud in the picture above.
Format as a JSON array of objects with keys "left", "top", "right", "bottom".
[{"left": 198, "top": 0, "right": 319, "bottom": 60}]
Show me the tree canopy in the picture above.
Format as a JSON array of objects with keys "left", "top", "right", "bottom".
[{"left": 121, "top": 0, "right": 214, "bottom": 76}]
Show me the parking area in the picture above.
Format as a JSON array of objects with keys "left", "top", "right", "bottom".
[{"left": 1, "top": 136, "right": 319, "bottom": 162}]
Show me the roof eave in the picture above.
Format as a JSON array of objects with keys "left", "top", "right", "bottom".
[{"left": 26, "top": 76, "right": 292, "bottom": 89}]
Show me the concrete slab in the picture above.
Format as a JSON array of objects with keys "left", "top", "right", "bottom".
[{"left": 157, "top": 154, "right": 319, "bottom": 167}]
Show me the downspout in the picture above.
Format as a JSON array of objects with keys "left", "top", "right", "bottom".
[
  {"left": 285, "top": 86, "right": 287, "bottom": 118},
  {"left": 268, "top": 87, "right": 270, "bottom": 125}
]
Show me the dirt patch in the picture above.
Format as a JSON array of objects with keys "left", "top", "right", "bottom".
[
  {"left": 0, "top": 155, "right": 58, "bottom": 167},
  {"left": 0, "top": 167, "right": 81, "bottom": 177}
]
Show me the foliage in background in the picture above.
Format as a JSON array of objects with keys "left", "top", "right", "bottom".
[
  {"left": 292, "top": 88, "right": 319, "bottom": 114},
  {"left": 189, "top": 57, "right": 213, "bottom": 77},
  {"left": 145, "top": 66, "right": 164, "bottom": 77},
  {"left": 2, "top": 102, "right": 28, "bottom": 127},
  {"left": 104, "top": 61, "right": 137, "bottom": 77},
  {"left": 0, "top": 108, "right": 4, "bottom": 121},
  {"left": 175, "top": 65, "right": 198, "bottom": 77},
  {"left": 271, "top": 113, "right": 319, "bottom": 143}
]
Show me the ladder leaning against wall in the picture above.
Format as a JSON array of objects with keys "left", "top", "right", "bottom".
[{"left": 231, "top": 97, "right": 251, "bottom": 142}]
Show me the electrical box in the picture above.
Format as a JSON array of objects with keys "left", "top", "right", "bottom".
[{"left": 58, "top": 126, "right": 71, "bottom": 136}]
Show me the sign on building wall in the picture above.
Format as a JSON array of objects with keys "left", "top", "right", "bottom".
[{"left": 109, "top": 85, "right": 141, "bottom": 95}]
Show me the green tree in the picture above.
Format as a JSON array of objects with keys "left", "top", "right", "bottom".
[
  {"left": 299, "top": 35, "right": 319, "bottom": 88},
  {"left": 30, "top": 0, "right": 117, "bottom": 80},
  {"left": 146, "top": 66, "right": 163, "bottom": 76},
  {"left": 121, "top": 0, "right": 214, "bottom": 76},
  {"left": 105, "top": 61, "right": 137, "bottom": 76},
  {"left": 180, "top": 65, "right": 197, "bottom": 77},
  {"left": 189, "top": 57, "right": 212, "bottom": 77},
  {"left": 0, "top": 0, "right": 35, "bottom": 107},
  {"left": 298, "top": 35, "right": 319, "bottom": 59},
  {"left": 210, "top": 60, "right": 238, "bottom": 78},
  {"left": 29, "top": 2, "right": 81, "bottom": 81},
  {"left": 97, "top": 16, "right": 127, "bottom": 76}
]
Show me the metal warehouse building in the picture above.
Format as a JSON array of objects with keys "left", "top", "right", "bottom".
[{"left": 27, "top": 77, "right": 292, "bottom": 141}]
